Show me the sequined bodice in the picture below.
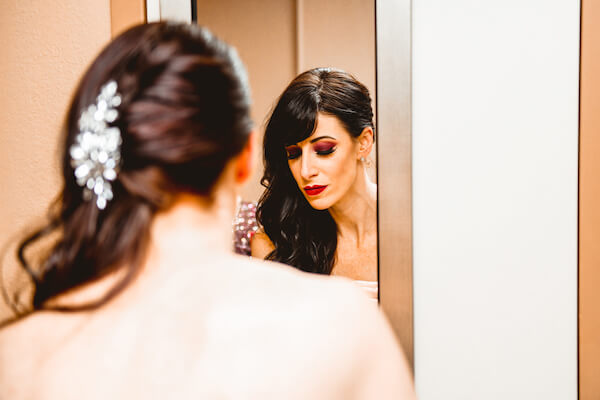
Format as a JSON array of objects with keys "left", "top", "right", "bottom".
[{"left": 233, "top": 201, "right": 259, "bottom": 255}]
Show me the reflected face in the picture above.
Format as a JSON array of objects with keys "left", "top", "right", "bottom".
[{"left": 285, "top": 113, "right": 360, "bottom": 210}]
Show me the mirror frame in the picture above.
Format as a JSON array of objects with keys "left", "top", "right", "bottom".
[{"left": 375, "top": 0, "right": 414, "bottom": 368}]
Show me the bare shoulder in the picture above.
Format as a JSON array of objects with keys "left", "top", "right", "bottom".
[
  {"left": 0, "top": 312, "right": 62, "bottom": 360},
  {"left": 250, "top": 229, "right": 274, "bottom": 259},
  {"left": 0, "top": 257, "right": 415, "bottom": 399},
  {"left": 199, "top": 254, "right": 370, "bottom": 333},
  {"left": 221, "top": 255, "right": 386, "bottom": 337},
  {"left": 286, "top": 271, "right": 416, "bottom": 400},
  {"left": 0, "top": 311, "right": 86, "bottom": 399},
  {"left": 231, "top": 258, "right": 416, "bottom": 399}
]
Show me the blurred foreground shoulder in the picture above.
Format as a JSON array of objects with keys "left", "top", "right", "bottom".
[
  {"left": 317, "top": 278, "right": 416, "bottom": 400},
  {"left": 242, "top": 258, "right": 416, "bottom": 399}
]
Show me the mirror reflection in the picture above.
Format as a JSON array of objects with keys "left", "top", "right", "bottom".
[
  {"left": 251, "top": 68, "right": 376, "bottom": 280},
  {"left": 194, "top": 0, "right": 378, "bottom": 293}
]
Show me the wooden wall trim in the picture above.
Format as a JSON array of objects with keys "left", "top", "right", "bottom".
[
  {"left": 110, "top": 0, "right": 146, "bottom": 38},
  {"left": 579, "top": 0, "right": 600, "bottom": 398}
]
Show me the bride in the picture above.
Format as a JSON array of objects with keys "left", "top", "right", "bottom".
[
  {"left": 252, "top": 68, "right": 378, "bottom": 296},
  {"left": 0, "top": 22, "right": 413, "bottom": 399}
]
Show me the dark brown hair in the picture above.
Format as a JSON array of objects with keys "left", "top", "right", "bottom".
[
  {"left": 256, "top": 68, "right": 374, "bottom": 274},
  {"left": 6, "top": 22, "right": 252, "bottom": 317}
]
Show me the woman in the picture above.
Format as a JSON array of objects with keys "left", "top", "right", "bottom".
[
  {"left": 0, "top": 23, "right": 414, "bottom": 399},
  {"left": 252, "top": 69, "right": 378, "bottom": 288}
]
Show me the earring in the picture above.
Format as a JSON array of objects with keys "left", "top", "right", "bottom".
[{"left": 360, "top": 156, "right": 373, "bottom": 168}]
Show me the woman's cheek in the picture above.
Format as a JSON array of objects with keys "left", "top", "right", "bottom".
[
  {"left": 331, "top": 154, "right": 353, "bottom": 183},
  {"left": 287, "top": 162, "right": 301, "bottom": 186}
]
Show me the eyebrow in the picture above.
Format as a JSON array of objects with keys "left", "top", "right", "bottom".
[{"left": 309, "top": 136, "right": 336, "bottom": 143}]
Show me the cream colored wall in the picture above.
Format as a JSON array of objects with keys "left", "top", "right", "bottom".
[
  {"left": 412, "top": 1, "right": 579, "bottom": 398},
  {"left": 196, "top": 0, "right": 376, "bottom": 202},
  {"left": 0, "top": 1, "right": 111, "bottom": 317}
]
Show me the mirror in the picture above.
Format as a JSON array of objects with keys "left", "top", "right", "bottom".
[
  {"left": 192, "top": 0, "right": 379, "bottom": 284},
  {"left": 156, "top": 0, "right": 413, "bottom": 363}
]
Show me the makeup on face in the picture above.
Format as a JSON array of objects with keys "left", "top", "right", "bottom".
[
  {"left": 303, "top": 184, "right": 328, "bottom": 196},
  {"left": 285, "top": 136, "right": 338, "bottom": 160},
  {"left": 286, "top": 137, "right": 338, "bottom": 198},
  {"left": 285, "top": 114, "right": 362, "bottom": 210}
]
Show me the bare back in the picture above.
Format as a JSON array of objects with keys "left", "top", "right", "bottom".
[{"left": 0, "top": 255, "right": 413, "bottom": 399}]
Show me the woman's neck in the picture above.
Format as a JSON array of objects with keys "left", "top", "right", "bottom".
[
  {"left": 146, "top": 192, "right": 236, "bottom": 268},
  {"left": 328, "top": 167, "right": 377, "bottom": 246},
  {"left": 46, "top": 190, "right": 238, "bottom": 309}
]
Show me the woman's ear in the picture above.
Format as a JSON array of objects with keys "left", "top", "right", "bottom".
[
  {"left": 357, "top": 126, "right": 374, "bottom": 159},
  {"left": 235, "top": 130, "right": 257, "bottom": 184}
]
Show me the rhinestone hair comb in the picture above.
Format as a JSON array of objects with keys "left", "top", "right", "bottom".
[{"left": 69, "top": 80, "right": 122, "bottom": 210}]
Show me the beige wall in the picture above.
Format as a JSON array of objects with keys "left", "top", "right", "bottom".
[
  {"left": 0, "top": 1, "right": 111, "bottom": 317},
  {"left": 300, "top": 0, "right": 376, "bottom": 111},
  {"left": 579, "top": 0, "right": 600, "bottom": 397},
  {"left": 196, "top": 0, "right": 298, "bottom": 202},
  {"left": 196, "top": 0, "right": 376, "bottom": 202},
  {"left": 111, "top": 0, "right": 146, "bottom": 37}
]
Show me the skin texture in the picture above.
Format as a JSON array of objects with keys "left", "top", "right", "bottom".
[
  {"left": 252, "top": 113, "right": 378, "bottom": 282},
  {"left": 286, "top": 114, "right": 360, "bottom": 210},
  {"left": 0, "top": 137, "right": 415, "bottom": 399},
  {"left": 285, "top": 114, "right": 362, "bottom": 210}
]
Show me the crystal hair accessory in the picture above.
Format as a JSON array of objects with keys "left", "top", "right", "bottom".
[{"left": 69, "top": 80, "right": 122, "bottom": 210}]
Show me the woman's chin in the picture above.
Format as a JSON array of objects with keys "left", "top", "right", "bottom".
[{"left": 305, "top": 197, "right": 332, "bottom": 211}]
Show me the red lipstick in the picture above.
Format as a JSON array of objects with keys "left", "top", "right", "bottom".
[{"left": 304, "top": 185, "right": 327, "bottom": 196}]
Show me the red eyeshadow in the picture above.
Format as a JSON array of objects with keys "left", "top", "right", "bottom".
[
  {"left": 313, "top": 141, "right": 336, "bottom": 152},
  {"left": 285, "top": 145, "right": 301, "bottom": 157}
]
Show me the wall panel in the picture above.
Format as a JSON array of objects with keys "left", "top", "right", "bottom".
[{"left": 412, "top": 1, "right": 579, "bottom": 398}]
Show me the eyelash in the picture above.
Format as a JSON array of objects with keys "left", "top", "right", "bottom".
[{"left": 286, "top": 144, "right": 337, "bottom": 160}]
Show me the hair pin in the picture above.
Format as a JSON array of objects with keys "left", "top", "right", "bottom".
[{"left": 69, "top": 80, "right": 122, "bottom": 210}]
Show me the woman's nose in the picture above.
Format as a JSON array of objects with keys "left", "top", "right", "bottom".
[{"left": 300, "top": 153, "right": 317, "bottom": 180}]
